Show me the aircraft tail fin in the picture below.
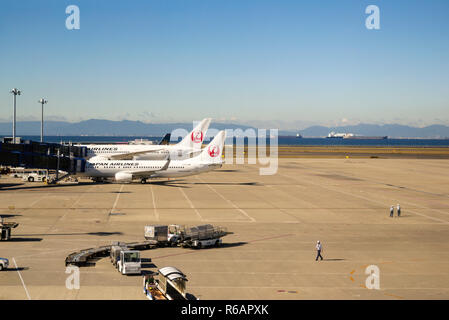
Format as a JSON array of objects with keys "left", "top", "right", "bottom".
[
  {"left": 176, "top": 118, "right": 211, "bottom": 150},
  {"left": 158, "top": 133, "right": 171, "bottom": 145},
  {"left": 199, "top": 130, "right": 226, "bottom": 162}
]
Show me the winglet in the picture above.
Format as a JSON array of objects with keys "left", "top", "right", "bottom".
[{"left": 160, "top": 156, "right": 171, "bottom": 171}]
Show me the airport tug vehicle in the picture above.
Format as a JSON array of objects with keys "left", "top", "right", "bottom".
[
  {"left": 22, "top": 170, "right": 49, "bottom": 182},
  {"left": 110, "top": 243, "right": 141, "bottom": 275}
]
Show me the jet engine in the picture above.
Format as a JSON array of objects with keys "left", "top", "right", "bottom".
[{"left": 115, "top": 172, "right": 133, "bottom": 183}]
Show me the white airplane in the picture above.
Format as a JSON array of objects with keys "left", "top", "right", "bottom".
[
  {"left": 80, "top": 118, "right": 212, "bottom": 161},
  {"left": 77, "top": 131, "right": 226, "bottom": 184}
]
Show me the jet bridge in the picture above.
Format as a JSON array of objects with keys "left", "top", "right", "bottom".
[{"left": 0, "top": 139, "right": 87, "bottom": 174}]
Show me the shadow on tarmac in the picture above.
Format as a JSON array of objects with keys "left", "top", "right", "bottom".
[
  {"left": 192, "top": 182, "right": 261, "bottom": 186},
  {"left": 141, "top": 269, "right": 157, "bottom": 276},
  {"left": 154, "top": 180, "right": 261, "bottom": 187},
  {"left": 0, "top": 183, "right": 25, "bottom": 188},
  {"left": 6, "top": 237, "right": 43, "bottom": 242},
  {"left": 148, "top": 180, "right": 190, "bottom": 188},
  {"left": 218, "top": 242, "right": 247, "bottom": 248},
  {"left": 141, "top": 259, "right": 156, "bottom": 269},
  {"left": 4, "top": 267, "right": 29, "bottom": 272},
  {"left": 88, "top": 232, "right": 124, "bottom": 236},
  {"left": 1, "top": 179, "right": 261, "bottom": 190},
  {"left": 0, "top": 214, "right": 22, "bottom": 218},
  {"left": 13, "top": 231, "right": 123, "bottom": 237},
  {"left": 0, "top": 182, "right": 93, "bottom": 191}
]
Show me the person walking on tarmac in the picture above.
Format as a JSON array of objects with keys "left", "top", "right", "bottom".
[
  {"left": 315, "top": 240, "right": 323, "bottom": 261},
  {"left": 397, "top": 204, "right": 401, "bottom": 217},
  {"left": 390, "top": 205, "right": 394, "bottom": 217}
]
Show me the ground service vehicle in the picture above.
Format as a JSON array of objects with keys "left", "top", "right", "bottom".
[
  {"left": 144, "top": 225, "right": 169, "bottom": 243},
  {"left": 143, "top": 266, "right": 188, "bottom": 300},
  {"left": 22, "top": 170, "right": 48, "bottom": 182},
  {"left": 168, "top": 224, "right": 227, "bottom": 249},
  {"left": 118, "top": 250, "right": 141, "bottom": 275},
  {"left": 110, "top": 244, "right": 141, "bottom": 275},
  {"left": 185, "top": 237, "right": 222, "bottom": 249},
  {"left": 0, "top": 258, "right": 9, "bottom": 271},
  {"left": 0, "top": 218, "right": 18, "bottom": 241}
]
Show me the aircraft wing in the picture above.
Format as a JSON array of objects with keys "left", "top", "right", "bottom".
[
  {"left": 129, "top": 157, "right": 171, "bottom": 177},
  {"left": 107, "top": 149, "right": 164, "bottom": 160}
]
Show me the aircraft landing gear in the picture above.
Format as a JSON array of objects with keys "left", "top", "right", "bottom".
[{"left": 140, "top": 178, "right": 147, "bottom": 184}]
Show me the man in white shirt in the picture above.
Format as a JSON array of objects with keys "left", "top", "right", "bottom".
[
  {"left": 315, "top": 240, "right": 323, "bottom": 261},
  {"left": 397, "top": 204, "right": 401, "bottom": 217}
]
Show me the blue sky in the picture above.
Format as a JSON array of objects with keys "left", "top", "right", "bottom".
[{"left": 0, "top": 0, "right": 448, "bottom": 129}]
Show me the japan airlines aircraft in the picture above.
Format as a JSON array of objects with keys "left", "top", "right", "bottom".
[
  {"left": 78, "top": 130, "right": 226, "bottom": 183},
  {"left": 81, "top": 118, "right": 211, "bottom": 161}
]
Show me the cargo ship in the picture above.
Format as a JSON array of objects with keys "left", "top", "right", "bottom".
[
  {"left": 344, "top": 135, "right": 388, "bottom": 140},
  {"left": 327, "top": 132, "right": 387, "bottom": 139},
  {"left": 327, "top": 132, "right": 347, "bottom": 138}
]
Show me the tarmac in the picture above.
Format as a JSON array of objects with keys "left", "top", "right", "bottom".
[{"left": 1, "top": 158, "right": 449, "bottom": 300}]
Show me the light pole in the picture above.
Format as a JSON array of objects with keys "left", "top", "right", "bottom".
[
  {"left": 10, "top": 88, "right": 21, "bottom": 143},
  {"left": 38, "top": 98, "right": 48, "bottom": 143}
]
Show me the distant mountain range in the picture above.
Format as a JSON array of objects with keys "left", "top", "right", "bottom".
[
  {"left": 0, "top": 119, "right": 254, "bottom": 137},
  {"left": 1, "top": 120, "right": 449, "bottom": 138}
]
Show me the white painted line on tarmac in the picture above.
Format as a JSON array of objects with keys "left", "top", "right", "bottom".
[
  {"left": 27, "top": 195, "right": 49, "bottom": 208},
  {"left": 70, "top": 185, "right": 96, "bottom": 209},
  {"left": 393, "top": 199, "right": 449, "bottom": 217},
  {"left": 12, "top": 258, "right": 31, "bottom": 300},
  {"left": 179, "top": 188, "right": 204, "bottom": 221},
  {"left": 263, "top": 185, "right": 303, "bottom": 223},
  {"left": 277, "top": 171, "right": 449, "bottom": 225},
  {"left": 335, "top": 186, "right": 449, "bottom": 224},
  {"left": 149, "top": 184, "right": 159, "bottom": 221},
  {"left": 44, "top": 184, "right": 97, "bottom": 234},
  {"left": 110, "top": 184, "right": 124, "bottom": 214},
  {"left": 196, "top": 176, "right": 256, "bottom": 222},
  {"left": 397, "top": 208, "right": 449, "bottom": 224}
]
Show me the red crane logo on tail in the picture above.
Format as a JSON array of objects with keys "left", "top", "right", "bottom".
[
  {"left": 191, "top": 130, "right": 203, "bottom": 143},
  {"left": 208, "top": 145, "right": 220, "bottom": 157}
]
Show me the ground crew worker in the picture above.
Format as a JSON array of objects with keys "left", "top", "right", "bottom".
[
  {"left": 397, "top": 204, "right": 401, "bottom": 217},
  {"left": 315, "top": 240, "right": 323, "bottom": 261},
  {"left": 390, "top": 205, "right": 394, "bottom": 217}
]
